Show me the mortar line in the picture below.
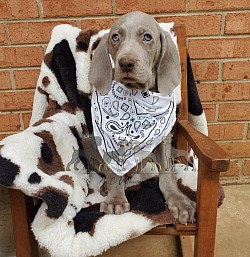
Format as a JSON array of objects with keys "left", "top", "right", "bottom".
[
  {"left": 9, "top": 69, "right": 16, "bottom": 90},
  {"left": 215, "top": 139, "right": 250, "bottom": 143},
  {"left": 197, "top": 79, "right": 250, "bottom": 84},
  {"left": 243, "top": 123, "right": 249, "bottom": 140},
  {"left": 215, "top": 103, "right": 220, "bottom": 121},
  {"left": 186, "top": 0, "right": 189, "bottom": 13},
  {"left": 76, "top": 19, "right": 81, "bottom": 29},
  {"left": 218, "top": 61, "right": 223, "bottom": 81},
  {"left": 220, "top": 12, "right": 226, "bottom": 35},
  {"left": 3, "top": 23, "right": 11, "bottom": 45},
  {"left": 36, "top": 0, "right": 43, "bottom": 19},
  {"left": 0, "top": 110, "right": 32, "bottom": 115},
  {"left": 0, "top": 131, "right": 18, "bottom": 135},
  {"left": 187, "top": 34, "right": 250, "bottom": 39},
  {"left": 0, "top": 43, "right": 48, "bottom": 47},
  {"left": 220, "top": 177, "right": 250, "bottom": 186},
  {"left": 112, "top": 0, "right": 117, "bottom": 14},
  {"left": 208, "top": 121, "right": 250, "bottom": 125},
  {"left": 239, "top": 158, "right": 244, "bottom": 176},
  {"left": 19, "top": 113, "right": 25, "bottom": 130},
  {"left": 0, "top": 67, "right": 40, "bottom": 71},
  {"left": 0, "top": 88, "right": 35, "bottom": 93},
  {"left": 190, "top": 57, "right": 250, "bottom": 62},
  {"left": 203, "top": 100, "right": 250, "bottom": 104},
  {"left": 182, "top": 9, "right": 250, "bottom": 15}
]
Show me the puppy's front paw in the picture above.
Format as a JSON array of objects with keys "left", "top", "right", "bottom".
[
  {"left": 166, "top": 193, "right": 196, "bottom": 224},
  {"left": 100, "top": 196, "right": 130, "bottom": 215}
]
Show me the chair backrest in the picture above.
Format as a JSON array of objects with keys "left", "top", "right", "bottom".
[
  {"left": 175, "top": 25, "right": 188, "bottom": 121},
  {"left": 174, "top": 25, "right": 189, "bottom": 153}
]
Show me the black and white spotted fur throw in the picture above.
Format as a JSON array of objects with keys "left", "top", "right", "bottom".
[{"left": 0, "top": 24, "right": 224, "bottom": 257}]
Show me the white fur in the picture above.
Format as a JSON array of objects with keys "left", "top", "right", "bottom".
[
  {"left": 188, "top": 111, "right": 208, "bottom": 136},
  {"left": 33, "top": 205, "right": 152, "bottom": 257},
  {"left": 175, "top": 163, "right": 197, "bottom": 192},
  {"left": 0, "top": 23, "right": 208, "bottom": 257}
]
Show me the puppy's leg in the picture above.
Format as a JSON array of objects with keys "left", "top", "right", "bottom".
[
  {"left": 100, "top": 170, "right": 130, "bottom": 215},
  {"left": 156, "top": 134, "right": 196, "bottom": 224}
]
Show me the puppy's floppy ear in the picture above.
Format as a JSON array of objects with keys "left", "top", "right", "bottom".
[
  {"left": 88, "top": 33, "right": 113, "bottom": 95},
  {"left": 157, "top": 30, "right": 181, "bottom": 96}
]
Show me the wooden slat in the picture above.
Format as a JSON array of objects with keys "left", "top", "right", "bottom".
[
  {"left": 178, "top": 120, "right": 230, "bottom": 172},
  {"left": 175, "top": 25, "right": 188, "bottom": 121},
  {"left": 175, "top": 222, "right": 197, "bottom": 232},
  {"left": 146, "top": 223, "right": 197, "bottom": 236},
  {"left": 194, "top": 162, "right": 220, "bottom": 257},
  {"left": 9, "top": 189, "right": 39, "bottom": 257},
  {"left": 179, "top": 236, "right": 194, "bottom": 257},
  {"left": 175, "top": 25, "right": 189, "bottom": 158}
]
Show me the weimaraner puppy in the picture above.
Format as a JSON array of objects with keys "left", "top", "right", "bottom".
[{"left": 89, "top": 11, "right": 196, "bottom": 224}]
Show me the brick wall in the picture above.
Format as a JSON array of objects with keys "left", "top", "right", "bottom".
[{"left": 0, "top": 0, "right": 249, "bottom": 184}]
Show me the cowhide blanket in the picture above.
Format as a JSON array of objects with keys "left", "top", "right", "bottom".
[{"left": 0, "top": 24, "right": 224, "bottom": 257}]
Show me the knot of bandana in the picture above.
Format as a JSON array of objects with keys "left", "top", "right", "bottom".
[{"left": 91, "top": 81, "right": 176, "bottom": 176}]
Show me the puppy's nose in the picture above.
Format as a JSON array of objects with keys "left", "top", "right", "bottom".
[{"left": 119, "top": 57, "right": 135, "bottom": 72}]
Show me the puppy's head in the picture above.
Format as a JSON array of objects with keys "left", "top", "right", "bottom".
[{"left": 89, "top": 11, "right": 181, "bottom": 95}]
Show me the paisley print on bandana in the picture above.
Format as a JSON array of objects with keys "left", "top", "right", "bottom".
[{"left": 92, "top": 81, "right": 176, "bottom": 176}]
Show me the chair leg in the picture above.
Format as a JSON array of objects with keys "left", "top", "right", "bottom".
[
  {"left": 194, "top": 162, "right": 220, "bottom": 257},
  {"left": 9, "top": 189, "right": 40, "bottom": 257},
  {"left": 179, "top": 236, "right": 194, "bottom": 257}
]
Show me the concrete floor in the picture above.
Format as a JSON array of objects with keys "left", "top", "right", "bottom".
[
  {"left": 0, "top": 184, "right": 250, "bottom": 257},
  {"left": 215, "top": 185, "right": 250, "bottom": 257}
]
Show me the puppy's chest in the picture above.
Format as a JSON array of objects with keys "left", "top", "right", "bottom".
[{"left": 80, "top": 135, "right": 103, "bottom": 172}]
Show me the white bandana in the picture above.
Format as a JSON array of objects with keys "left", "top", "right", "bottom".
[{"left": 91, "top": 81, "right": 176, "bottom": 176}]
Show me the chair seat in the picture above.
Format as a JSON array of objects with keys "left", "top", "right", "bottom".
[{"left": 146, "top": 223, "right": 197, "bottom": 236}]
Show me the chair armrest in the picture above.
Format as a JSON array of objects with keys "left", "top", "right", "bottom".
[{"left": 177, "top": 120, "right": 230, "bottom": 172}]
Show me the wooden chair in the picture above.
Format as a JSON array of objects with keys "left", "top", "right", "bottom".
[{"left": 8, "top": 24, "right": 230, "bottom": 257}]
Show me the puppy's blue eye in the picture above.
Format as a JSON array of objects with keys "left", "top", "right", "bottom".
[
  {"left": 112, "top": 34, "right": 120, "bottom": 42},
  {"left": 143, "top": 33, "right": 152, "bottom": 42}
]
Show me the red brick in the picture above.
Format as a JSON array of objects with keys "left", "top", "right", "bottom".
[
  {"left": 0, "top": 91, "right": 34, "bottom": 111},
  {"left": 189, "top": 0, "right": 250, "bottom": 11},
  {"left": 42, "top": 0, "right": 112, "bottom": 18},
  {"left": 248, "top": 124, "right": 250, "bottom": 139},
  {"left": 156, "top": 14, "right": 222, "bottom": 36},
  {"left": 218, "top": 103, "right": 250, "bottom": 122},
  {"left": 0, "top": 71, "right": 11, "bottom": 89},
  {"left": 81, "top": 18, "right": 117, "bottom": 30},
  {"left": 0, "top": 0, "right": 39, "bottom": 19},
  {"left": 14, "top": 69, "right": 40, "bottom": 89},
  {"left": 225, "top": 13, "right": 250, "bottom": 35},
  {"left": 243, "top": 160, "right": 250, "bottom": 176},
  {"left": 197, "top": 82, "right": 250, "bottom": 102},
  {"left": 116, "top": 0, "right": 186, "bottom": 14},
  {"left": 203, "top": 103, "right": 216, "bottom": 122},
  {"left": 22, "top": 112, "right": 32, "bottom": 129},
  {"left": 0, "top": 23, "right": 7, "bottom": 44},
  {"left": 208, "top": 123, "right": 245, "bottom": 141},
  {"left": 191, "top": 61, "right": 219, "bottom": 81},
  {"left": 221, "top": 159, "right": 241, "bottom": 177},
  {"left": 222, "top": 61, "right": 250, "bottom": 81},
  {"left": 8, "top": 20, "right": 77, "bottom": 44},
  {"left": 81, "top": 15, "right": 222, "bottom": 36},
  {"left": 188, "top": 38, "right": 250, "bottom": 59},
  {"left": 0, "top": 46, "right": 44, "bottom": 68},
  {"left": 0, "top": 113, "right": 21, "bottom": 131},
  {"left": 219, "top": 141, "right": 250, "bottom": 158}
]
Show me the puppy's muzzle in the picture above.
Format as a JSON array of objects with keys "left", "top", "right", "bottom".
[{"left": 119, "top": 57, "right": 135, "bottom": 72}]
